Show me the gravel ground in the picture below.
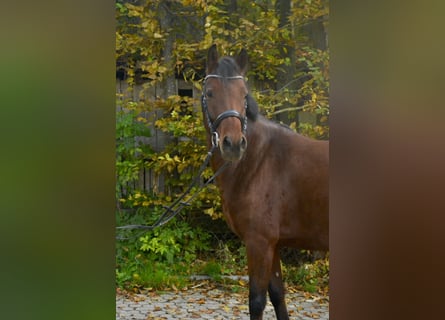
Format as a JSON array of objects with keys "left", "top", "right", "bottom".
[{"left": 116, "top": 284, "right": 329, "bottom": 320}]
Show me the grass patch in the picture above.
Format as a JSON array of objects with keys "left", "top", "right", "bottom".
[{"left": 202, "top": 260, "right": 223, "bottom": 281}]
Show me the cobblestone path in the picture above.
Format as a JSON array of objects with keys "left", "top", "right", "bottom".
[{"left": 116, "top": 286, "right": 328, "bottom": 319}]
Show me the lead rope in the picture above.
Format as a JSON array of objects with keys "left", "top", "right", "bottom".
[{"left": 116, "top": 145, "right": 229, "bottom": 240}]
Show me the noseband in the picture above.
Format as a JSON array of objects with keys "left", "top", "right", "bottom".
[{"left": 201, "top": 74, "right": 248, "bottom": 147}]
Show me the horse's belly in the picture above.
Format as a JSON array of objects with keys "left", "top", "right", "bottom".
[{"left": 279, "top": 213, "right": 329, "bottom": 250}]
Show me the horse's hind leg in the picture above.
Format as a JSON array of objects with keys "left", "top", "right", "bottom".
[
  {"left": 268, "top": 248, "right": 289, "bottom": 320},
  {"left": 246, "top": 240, "right": 275, "bottom": 320}
]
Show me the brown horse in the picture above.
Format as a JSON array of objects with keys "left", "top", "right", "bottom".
[{"left": 201, "top": 45, "right": 329, "bottom": 320}]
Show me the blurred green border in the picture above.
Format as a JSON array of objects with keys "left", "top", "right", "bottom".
[{"left": 0, "top": 1, "right": 115, "bottom": 319}]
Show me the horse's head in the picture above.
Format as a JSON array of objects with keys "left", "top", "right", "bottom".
[{"left": 202, "top": 45, "right": 258, "bottom": 161}]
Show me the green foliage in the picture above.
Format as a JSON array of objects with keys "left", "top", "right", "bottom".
[
  {"left": 139, "top": 220, "right": 210, "bottom": 264},
  {"left": 211, "top": 241, "right": 248, "bottom": 275},
  {"left": 116, "top": 211, "right": 211, "bottom": 290},
  {"left": 295, "top": 46, "right": 330, "bottom": 138},
  {"left": 116, "top": 98, "right": 153, "bottom": 196},
  {"left": 283, "top": 257, "right": 330, "bottom": 294}
]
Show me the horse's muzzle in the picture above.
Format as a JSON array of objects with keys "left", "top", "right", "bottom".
[{"left": 220, "top": 135, "right": 247, "bottom": 161}]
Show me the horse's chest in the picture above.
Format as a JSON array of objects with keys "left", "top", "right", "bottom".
[{"left": 221, "top": 206, "right": 241, "bottom": 238}]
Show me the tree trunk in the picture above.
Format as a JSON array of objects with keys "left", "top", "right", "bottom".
[
  {"left": 275, "top": 0, "right": 298, "bottom": 124},
  {"left": 226, "top": 0, "right": 238, "bottom": 44},
  {"left": 157, "top": 1, "right": 177, "bottom": 194},
  {"left": 159, "top": 1, "right": 176, "bottom": 98}
]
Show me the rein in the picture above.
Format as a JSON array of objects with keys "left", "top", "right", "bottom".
[{"left": 116, "top": 145, "right": 230, "bottom": 240}]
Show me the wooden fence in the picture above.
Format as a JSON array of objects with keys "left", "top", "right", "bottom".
[{"left": 116, "top": 77, "right": 201, "bottom": 197}]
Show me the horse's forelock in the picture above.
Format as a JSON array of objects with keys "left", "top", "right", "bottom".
[
  {"left": 214, "top": 58, "right": 259, "bottom": 122},
  {"left": 216, "top": 57, "right": 241, "bottom": 77}
]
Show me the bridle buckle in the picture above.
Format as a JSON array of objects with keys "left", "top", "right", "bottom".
[{"left": 211, "top": 131, "right": 220, "bottom": 148}]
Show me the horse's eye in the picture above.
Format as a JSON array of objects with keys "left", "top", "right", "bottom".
[{"left": 206, "top": 89, "right": 213, "bottom": 98}]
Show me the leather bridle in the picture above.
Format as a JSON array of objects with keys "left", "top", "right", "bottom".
[{"left": 201, "top": 74, "right": 248, "bottom": 147}]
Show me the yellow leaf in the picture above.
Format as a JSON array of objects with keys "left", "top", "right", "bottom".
[
  {"left": 238, "top": 279, "right": 247, "bottom": 286},
  {"left": 153, "top": 32, "right": 163, "bottom": 39},
  {"left": 136, "top": 116, "right": 146, "bottom": 122},
  {"left": 158, "top": 66, "right": 167, "bottom": 73},
  {"left": 194, "top": 82, "right": 202, "bottom": 91}
]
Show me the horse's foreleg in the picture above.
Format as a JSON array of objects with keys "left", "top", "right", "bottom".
[
  {"left": 268, "top": 248, "right": 289, "bottom": 320},
  {"left": 246, "top": 240, "right": 274, "bottom": 320}
]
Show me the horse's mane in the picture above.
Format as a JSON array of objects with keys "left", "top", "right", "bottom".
[
  {"left": 245, "top": 94, "right": 259, "bottom": 121},
  {"left": 277, "top": 121, "right": 295, "bottom": 132},
  {"left": 256, "top": 115, "right": 288, "bottom": 130}
]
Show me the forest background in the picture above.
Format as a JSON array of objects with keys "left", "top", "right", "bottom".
[{"left": 115, "top": 0, "right": 329, "bottom": 294}]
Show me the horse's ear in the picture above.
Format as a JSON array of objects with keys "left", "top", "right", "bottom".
[
  {"left": 207, "top": 44, "right": 219, "bottom": 73},
  {"left": 246, "top": 94, "right": 259, "bottom": 121},
  {"left": 236, "top": 48, "right": 248, "bottom": 75}
]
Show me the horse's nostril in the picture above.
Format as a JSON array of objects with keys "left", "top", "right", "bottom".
[{"left": 223, "top": 136, "right": 232, "bottom": 148}]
